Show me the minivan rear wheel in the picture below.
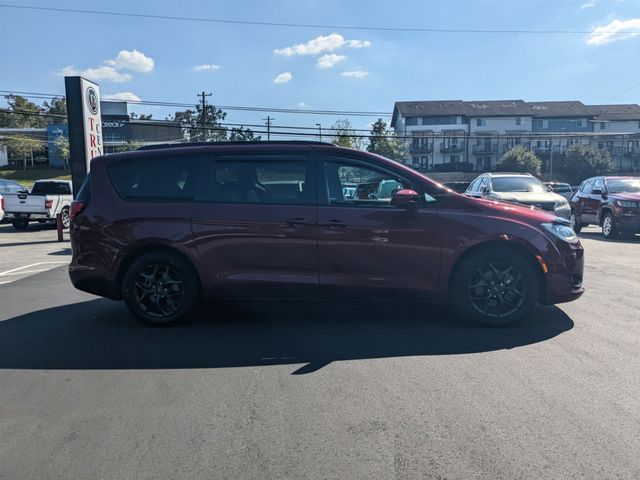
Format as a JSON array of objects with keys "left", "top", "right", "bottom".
[
  {"left": 450, "top": 249, "right": 538, "bottom": 326},
  {"left": 122, "top": 252, "right": 199, "bottom": 325}
]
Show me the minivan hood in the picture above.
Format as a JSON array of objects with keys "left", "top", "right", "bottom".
[
  {"left": 491, "top": 191, "right": 566, "bottom": 204},
  {"left": 466, "top": 195, "right": 558, "bottom": 224}
]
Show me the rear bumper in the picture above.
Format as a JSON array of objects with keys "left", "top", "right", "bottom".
[
  {"left": 69, "top": 264, "right": 121, "bottom": 300},
  {"left": 4, "top": 212, "right": 52, "bottom": 220}
]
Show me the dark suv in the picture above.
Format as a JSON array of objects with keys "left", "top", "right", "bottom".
[
  {"left": 570, "top": 176, "right": 640, "bottom": 239},
  {"left": 69, "top": 141, "right": 584, "bottom": 326}
]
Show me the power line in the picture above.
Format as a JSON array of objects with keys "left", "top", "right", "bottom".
[
  {"left": 1, "top": 3, "right": 639, "bottom": 36},
  {"left": 0, "top": 89, "right": 392, "bottom": 117}
]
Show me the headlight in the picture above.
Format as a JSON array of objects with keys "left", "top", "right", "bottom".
[
  {"left": 616, "top": 200, "right": 638, "bottom": 208},
  {"left": 554, "top": 200, "right": 570, "bottom": 211},
  {"left": 541, "top": 222, "right": 579, "bottom": 244}
]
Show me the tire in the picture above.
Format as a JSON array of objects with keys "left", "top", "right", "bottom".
[
  {"left": 569, "top": 212, "right": 582, "bottom": 234},
  {"left": 450, "top": 249, "right": 539, "bottom": 326},
  {"left": 60, "top": 207, "right": 70, "bottom": 229},
  {"left": 601, "top": 212, "right": 618, "bottom": 239},
  {"left": 12, "top": 219, "right": 29, "bottom": 230},
  {"left": 122, "top": 252, "right": 200, "bottom": 325}
]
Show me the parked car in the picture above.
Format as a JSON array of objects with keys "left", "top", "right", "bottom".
[
  {"left": 0, "top": 194, "right": 4, "bottom": 222},
  {"left": 545, "top": 182, "right": 574, "bottom": 201},
  {"left": 2, "top": 179, "right": 73, "bottom": 230},
  {"left": 570, "top": 176, "right": 640, "bottom": 239},
  {"left": 0, "top": 179, "right": 27, "bottom": 195},
  {"left": 69, "top": 141, "right": 584, "bottom": 326},
  {"left": 465, "top": 172, "right": 571, "bottom": 219}
]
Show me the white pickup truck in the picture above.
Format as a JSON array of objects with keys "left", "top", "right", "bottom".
[{"left": 2, "top": 179, "right": 73, "bottom": 230}]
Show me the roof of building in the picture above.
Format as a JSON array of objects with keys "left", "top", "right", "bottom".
[
  {"left": 586, "top": 104, "right": 640, "bottom": 121},
  {"left": 392, "top": 99, "right": 640, "bottom": 126}
]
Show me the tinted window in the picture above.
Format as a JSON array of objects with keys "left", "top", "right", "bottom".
[
  {"left": 31, "top": 182, "right": 72, "bottom": 195},
  {"left": 199, "top": 155, "right": 313, "bottom": 205},
  {"left": 581, "top": 180, "right": 594, "bottom": 194},
  {"left": 109, "top": 156, "right": 198, "bottom": 201},
  {"left": 491, "top": 176, "right": 546, "bottom": 193},
  {"left": 324, "top": 159, "right": 413, "bottom": 207}
]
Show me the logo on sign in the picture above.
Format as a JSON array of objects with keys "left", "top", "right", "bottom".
[{"left": 86, "top": 87, "right": 99, "bottom": 115}]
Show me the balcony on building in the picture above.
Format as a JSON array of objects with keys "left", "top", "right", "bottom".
[
  {"left": 472, "top": 142, "right": 498, "bottom": 155},
  {"left": 440, "top": 141, "right": 465, "bottom": 153}
]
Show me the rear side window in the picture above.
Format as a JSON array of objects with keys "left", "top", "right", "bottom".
[
  {"left": 31, "top": 182, "right": 72, "bottom": 195},
  {"left": 197, "top": 155, "right": 314, "bottom": 205},
  {"left": 108, "top": 156, "right": 198, "bottom": 202}
]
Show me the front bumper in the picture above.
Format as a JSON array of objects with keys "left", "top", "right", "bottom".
[
  {"left": 541, "top": 240, "right": 585, "bottom": 305},
  {"left": 615, "top": 212, "right": 640, "bottom": 232}
]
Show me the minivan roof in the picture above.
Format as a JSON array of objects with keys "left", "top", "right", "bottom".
[{"left": 137, "top": 140, "right": 337, "bottom": 151}]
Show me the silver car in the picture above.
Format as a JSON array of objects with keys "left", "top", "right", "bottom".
[{"left": 465, "top": 172, "right": 571, "bottom": 219}]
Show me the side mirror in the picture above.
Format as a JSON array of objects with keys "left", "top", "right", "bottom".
[{"left": 391, "top": 189, "right": 420, "bottom": 209}]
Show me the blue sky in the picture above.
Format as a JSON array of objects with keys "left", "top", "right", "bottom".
[{"left": 1, "top": 0, "right": 640, "bottom": 133}]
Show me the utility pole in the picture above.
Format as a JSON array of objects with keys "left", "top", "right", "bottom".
[
  {"left": 198, "top": 91, "right": 212, "bottom": 141},
  {"left": 263, "top": 116, "right": 274, "bottom": 141},
  {"left": 316, "top": 123, "right": 322, "bottom": 142},
  {"left": 549, "top": 138, "right": 554, "bottom": 179}
]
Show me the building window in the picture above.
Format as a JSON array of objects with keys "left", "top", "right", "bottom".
[
  {"left": 543, "top": 120, "right": 549, "bottom": 129},
  {"left": 600, "top": 122, "right": 606, "bottom": 130},
  {"left": 476, "top": 118, "right": 483, "bottom": 127},
  {"left": 405, "top": 117, "right": 417, "bottom": 126},
  {"left": 515, "top": 117, "right": 522, "bottom": 126}
]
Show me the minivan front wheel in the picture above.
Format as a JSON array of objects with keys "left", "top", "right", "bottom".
[
  {"left": 450, "top": 249, "right": 538, "bottom": 326},
  {"left": 122, "top": 252, "right": 199, "bottom": 325}
]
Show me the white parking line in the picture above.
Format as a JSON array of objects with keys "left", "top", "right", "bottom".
[{"left": 0, "top": 261, "right": 69, "bottom": 277}]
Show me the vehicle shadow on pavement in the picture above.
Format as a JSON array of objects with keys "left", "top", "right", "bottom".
[
  {"left": 578, "top": 231, "right": 639, "bottom": 244},
  {"left": 0, "top": 299, "right": 574, "bottom": 374}
]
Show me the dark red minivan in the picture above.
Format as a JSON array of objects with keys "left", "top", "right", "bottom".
[{"left": 69, "top": 141, "right": 584, "bottom": 326}]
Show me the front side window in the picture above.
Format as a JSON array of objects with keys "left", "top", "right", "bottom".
[
  {"left": 593, "top": 178, "right": 605, "bottom": 192},
  {"left": 200, "top": 156, "right": 312, "bottom": 205},
  {"left": 324, "top": 159, "right": 414, "bottom": 207},
  {"left": 109, "top": 156, "right": 198, "bottom": 202},
  {"left": 581, "top": 180, "right": 594, "bottom": 194}
]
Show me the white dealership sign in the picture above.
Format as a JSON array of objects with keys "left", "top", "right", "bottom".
[{"left": 80, "top": 78, "right": 103, "bottom": 169}]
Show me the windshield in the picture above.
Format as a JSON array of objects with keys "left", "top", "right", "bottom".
[
  {"left": 607, "top": 178, "right": 640, "bottom": 194},
  {"left": 492, "top": 177, "right": 547, "bottom": 193}
]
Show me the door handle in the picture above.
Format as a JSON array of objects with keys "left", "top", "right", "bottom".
[
  {"left": 319, "top": 219, "right": 347, "bottom": 228},
  {"left": 286, "top": 217, "right": 315, "bottom": 226}
]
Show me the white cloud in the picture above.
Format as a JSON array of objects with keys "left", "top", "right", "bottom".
[
  {"left": 580, "top": 0, "right": 597, "bottom": 9},
  {"left": 296, "top": 102, "right": 307, "bottom": 108},
  {"left": 55, "top": 49, "right": 154, "bottom": 83},
  {"left": 274, "top": 33, "right": 371, "bottom": 56},
  {"left": 103, "top": 92, "right": 141, "bottom": 101},
  {"left": 273, "top": 72, "right": 293, "bottom": 84},
  {"left": 316, "top": 54, "right": 346, "bottom": 69},
  {"left": 193, "top": 63, "right": 221, "bottom": 72},
  {"left": 346, "top": 39, "right": 371, "bottom": 48},
  {"left": 105, "top": 49, "right": 154, "bottom": 72},
  {"left": 340, "top": 70, "right": 369, "bottom": 78},
  {"left": 587, "top": 18, "right": 640, "bottom": 44},
  {"left": 57, "top": 65, "right": 132, "bottom": 83}
]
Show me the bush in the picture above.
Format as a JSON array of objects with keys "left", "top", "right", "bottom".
[
  {"left": 562, "top": 145, "right": 613, "bottom": 184},
  {"left": 498, "top": 146, "right": 542, "bottom": 176}
]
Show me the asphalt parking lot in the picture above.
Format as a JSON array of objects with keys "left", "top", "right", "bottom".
[{"left": 1, "top": 226, "right": 639, "bottom": 479}]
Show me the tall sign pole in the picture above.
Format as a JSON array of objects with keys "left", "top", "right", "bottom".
[{"left": 64, "top": 77, "right": 102, "bottom": 196}]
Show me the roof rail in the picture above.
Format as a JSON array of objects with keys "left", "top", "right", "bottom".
[{"left": 136, "top": 140, "right": 337, "bottom": 151}]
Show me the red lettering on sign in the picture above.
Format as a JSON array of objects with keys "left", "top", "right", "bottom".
[{"left": 90, "top": 134, "right": 96, "bottom": 148}]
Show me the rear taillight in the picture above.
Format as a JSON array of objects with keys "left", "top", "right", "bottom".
[
  {"left": 1, "top": 197, "right": 4, "bottom": 211},
  {"left": 69, "top": 201, "right": 86, "bottom": 220},
  {"left": 45, "top": 199, "right": 53, "bottom": 209}
]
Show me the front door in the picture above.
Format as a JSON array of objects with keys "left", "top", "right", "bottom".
[
  {"left": 583, "top": 177, "right": 604, "bottom": 224},
  {"left": 191, "top": 151, "right": 318, "bottom": 298},
  {"left": 316, "top": 155, "right": 442, "bottom": 300}
]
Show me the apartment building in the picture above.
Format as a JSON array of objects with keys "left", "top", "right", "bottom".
[{"left": 391, "top": 100, "right": 640, "bottom": 173}]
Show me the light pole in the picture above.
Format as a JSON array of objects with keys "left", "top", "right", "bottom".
[{"left": 316, "top": 123, "right": 322, "bottom": 142}]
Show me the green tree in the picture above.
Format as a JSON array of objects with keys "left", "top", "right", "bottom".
[
  {"left": 228, "top": 126, "right": 261, "bottom": 142},
  {"left": 53, "top": 135, "right": 70, "bottom": 169},
  {"left": 0, "top": 95, "right": 46, "bottom": 128},
  {"left": 498, "top": 146, "right": 542, "bottom": 176},
  {"left": 168, "top": 104, "right": 227, "bottom": 142},
  {"left": 42, "top": 97, "right": 67, "bottom": 122},
  {"left": 130, "top": 112, "right": 153, "bottom": 120},
  {"left": 1, "top": 135, "right": 45, "bottom": 169},
  {"left": 562, "top": 144, "right": 613, "bottom": 183},
  {"left": 329, "top": 119, "right": 364, "bottom": 149},
  {"left": 366, "top": 118, "right": 406, "bottom": 161}
]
